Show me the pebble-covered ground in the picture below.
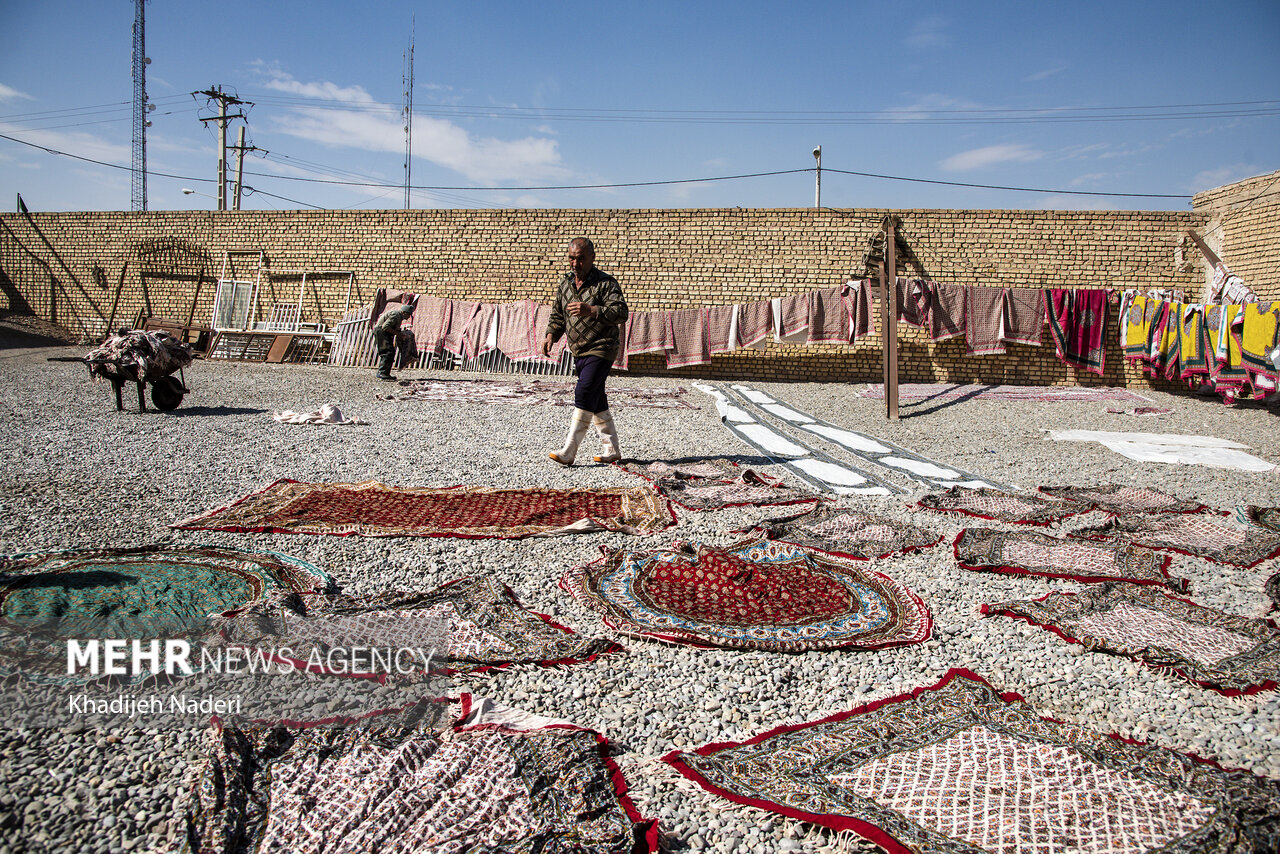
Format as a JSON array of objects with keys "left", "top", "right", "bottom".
[{"left": 1, "top": 316, "right": 1278, "bottom": 853}]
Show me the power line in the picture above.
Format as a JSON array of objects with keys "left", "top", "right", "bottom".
[{"left": 0, "top": 129, "right": 1198, "bottom": 204}]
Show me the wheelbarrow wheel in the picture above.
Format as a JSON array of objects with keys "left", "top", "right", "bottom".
[{"left": 151, "top": 376, "right": 186, "bottom": 411}]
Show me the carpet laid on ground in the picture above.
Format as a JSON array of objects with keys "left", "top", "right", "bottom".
[
  {"left": 741, "top": 503, "right": 943, "bottom": 561},
  {"left": 916, "top": 487, "right": 1084, "bottom": 525},
  {"left": 983, "top": 584, "right": 1280, "bottom": 696},
  {"left": 185, "top": 697, "right": 657, "bottom": 854},
  {"left": 613, "top": 458, "right": 816, "bottom": 511},
  {"left": 173, "top": 479, "right": 675, "bottom": 539},
  {"left": 1038, "top": 484, "right": 1208, "bottom": 515},
  {"left": 0, "top": 545, "right": 332, "bottom": 684},
  {"left": 1077, "top": 512, "right": 1280, "bottom": 569},
  {"left": 208, "top": 575, "right": 622, "bottom": 677},
  {"left": 953, "top": 527, "right": 1184, "bottom": 590},
  {"left": 663, "top": 669, "right": 1280, "bottom": 854},
  {"left": 560, "top": 537, "right": 930, "bottom": 651}
]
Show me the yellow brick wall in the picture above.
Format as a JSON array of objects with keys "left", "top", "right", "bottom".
[{"left": 2, "top": 178, "right": 1274, "bottom": 387}]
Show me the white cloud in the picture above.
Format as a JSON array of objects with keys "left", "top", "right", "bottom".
[
  {"left": 1190, "top": 165, "right": 1259, "bottom": 193},
  {"left": 939, "top": 144, "right": 1044, "bottom": 171},
  {"left": 254, "top": 67, "right": 565, "bottom": 184},
  {"left": 881, "top": 93, "right": 988, "bottom": 123},
  {"left": 0, "top": 83, "right": 34, "bottom": 103},
  {"left": 1024, "top": 66, "right": 1067, "bottom": 82},
  {"left": 0, "top": 122, "right": 130, "bottom": 167},
  {"left": 904, "top": 16, "right": 948, "bottom": 49}
]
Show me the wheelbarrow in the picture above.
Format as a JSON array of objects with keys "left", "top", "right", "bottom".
[{"left": 48, "top": 356, "right": 190, "bottom": 412}]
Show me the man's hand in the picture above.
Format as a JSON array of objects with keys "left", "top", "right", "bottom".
[
  {"left": 541, "top": 333, "right": 554, "bottom": 357},
  {"left": 567, "top": 301, "right": 595, "bottom": 319}
]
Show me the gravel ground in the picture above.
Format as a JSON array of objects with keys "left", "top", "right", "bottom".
[{"left": 1, "top": 321, "right": 1278, "bottom": 854}]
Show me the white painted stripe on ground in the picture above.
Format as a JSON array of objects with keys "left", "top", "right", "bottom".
[
  {"left": 736, "top": 423, "right": 809, "bottom": 457},
  {"left": 799, "top": 423, "right": 892, "bottom": 454}
]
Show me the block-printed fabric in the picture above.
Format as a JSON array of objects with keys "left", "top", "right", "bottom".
[
  {"left": 806, "top": 286, "right": 848, "bottom": 344},
  {"left": 775, "top": 293, "right": 809, "bottom": 340},
  {"left": 1047, "top": 288, "right": 1109, "bottom": 376},
  {"left": 1038, "top": 484, "right": 1207, "bottom": 516},
  {"left": 984, "top": 583, "right": 1280, "bottom": 696},
  {"left": 663, "top": 670, "right": 1280, "bottom": 854},
  {"left": 706, "top": 304, "right": 738, "bottom": 354},
  {"left": 964, "top": 287, "right": 1007, "bottom": 355},
  {"left": 1002, "top": 288, "right": 1045, "bottom": 346},
  {"left": 443, "top": 300, "right": 481, "bottom": 357},
  {"left": 209, "top": 576, "right": 621, "bottom": 677},
  {"left": 408, "top": 296, "right": 452, "bottom": 356},
  {"left": 173, "top": 479, "right": 675, "bottom": 539},
  {"left": 624, "top": 310, "right": 671, "bottom": 355},
  {"left": 614, "top": 458, "right": 815, "bottom": 511},
  {"left": 493, "top": 299, "right": 539, "bottom": 361},
  {"left": 736, "top": 300, "right": 773, "bottom": 348},
  {"left": 954, "top": 527, "right": 1182, "bottom": 590},
  {"left": 928, "top": 281, "right": 967, "bottom": 341},
  {"left": 0, "top": 545, "right": 331, "bottom": 685},
  {"left": 1078, "top": 513, "right": 1280, "bottom": 569},
  {"left": 916, "top": 487, "right": 1082, "bottom": 526},
  {"left": 561, "top": 537, "right": 931, "bottom": 651},
  {"left": 666, "top": 307, "right": 710, "bottom": 368},
  {"left": 744, "top": 504, "right": 944, "bottom": 561},
  {"left": 186, "top": 699, "right": 657, "bottom": 854}
]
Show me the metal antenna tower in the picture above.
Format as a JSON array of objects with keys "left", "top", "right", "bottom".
[
  {"left": 130, "top": 0, "right": 150, "bottom": 211},
  {"left": 402, "top": 16, "right": 414, "bottom": 209}
]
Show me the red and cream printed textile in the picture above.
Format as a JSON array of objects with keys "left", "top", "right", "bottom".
[
  {"left": 666, "top": 307, "right": 710, "bottom": 368},
  {"left": 954, "top": 527, "right": 1184, "bottom": 590},
  {"left": 186, "top": 698, "right": 658, "bottom": 854},
  {"left": 706, "top": 304, "right": 738, "bottom": 354},
  {"left": 173, "top": 479, "right": 675, "bottom": 539},
  {"left": 964, "top": 287, "right": 1008, "bottom": 355},
  {"left": 561, "top": 537, "right": 931, "bottom": 651},
  {"left": 916, "top": 486, "right": 1082, "bottom": 526},
  {"left": 928, "top": 281, "right": 967, "bottom": 341},
  {"left": 531, "top": 304, "right": 568, "bottom": 363},
  {"left": 664, "top": 670, "right": 1280, "bottom": 854},
  {"left": 1002, "top": 287, "right": 1046, "bottom": 346},
  {"left": 624, "top": 310, "right": 671, "bottom": 356},
  {"left": 442, "top": 300, "right": 481, "bottom": 358},
  {"left": 209, "top": 576, "right": 622, "bottom": 678},
  {"left": 1078, "top": 512, "right": 1280, "bottom": 569},
  {"left": 806, "top": 286, "right": 848, "bottom": 344},
  {"left": 1037, "top": 484, "right": 1207, "bottom": 516},
  {"left": 408, "top": 295, "right": 452, "bottom": 356},
  {"left": 743, "top": 503, "right": 943, "bottom": 561},
  {"left": 493, "top": 299, "right": 539, "bottom": 361},
  {"left": 984, "top": 583, "right": 1280, "bottom": 696},
  {"left": 614, "top": 458, "right": 815, "bottom": 511},
  {"left": 775, "top": 292, "right": 809, "bottom": 341}
]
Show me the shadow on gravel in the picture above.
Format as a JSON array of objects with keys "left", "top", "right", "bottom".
[
  {"left": 167, "top": 406, "right": 269, "bottom": 417},
  {"left": 620, "top": 453, "right": 777, "bottom": 467}
]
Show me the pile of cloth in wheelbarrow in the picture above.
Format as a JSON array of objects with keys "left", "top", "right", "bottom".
[{"left": 83, "top": 329, "right": 193, "bottom": 382}]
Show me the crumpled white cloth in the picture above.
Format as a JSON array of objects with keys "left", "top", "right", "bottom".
[
  {"left": 1046, "top": 429, "right": 1274, "bottom": 471},
  {"left": 271, "top": 403, "right": 368, "bottom": 426}
]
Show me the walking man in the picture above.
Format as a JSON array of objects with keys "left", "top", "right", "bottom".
[
  {"left": 543, "top": 237, "right": 628, "bottom": 465},
  {"left": 373, "top": 298, "right": 416, "bottom": 381}
]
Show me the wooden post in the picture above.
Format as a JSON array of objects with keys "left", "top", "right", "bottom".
[
  {"left": 186, "top": 269, "right": 205, "bottom": 328},
  {"left": 1185, "top": 229, "right": 1222, "bottom": 267},
  {"left": 881, "top": 216, "right": 900, "bottom": 420}
]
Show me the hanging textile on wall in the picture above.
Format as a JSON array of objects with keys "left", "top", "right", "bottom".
[{"left": 1046, "top": 288, "right": 1108, "bottom": 376}]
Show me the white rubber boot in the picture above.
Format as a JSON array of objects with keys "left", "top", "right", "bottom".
[
  {"left": 592, "top": 409, "right": 622, "bottom": 463},
  {"left": 549, "top": 408, "right": 594, "bottom": 465}
]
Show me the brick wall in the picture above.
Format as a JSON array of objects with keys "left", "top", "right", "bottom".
[{"left": 2, "top": 174, "right": 1275, "bottom": 386}]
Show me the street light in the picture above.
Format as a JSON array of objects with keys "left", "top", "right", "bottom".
[
  {"left": 182, "top": 188, "right": 216, "bottom": 206},
  {"left": 812, "top": 146, "right": 822, "bottom": 209}
]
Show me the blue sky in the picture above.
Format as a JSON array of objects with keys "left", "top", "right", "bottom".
[{"left": 1, "top": 0, "right": 1277, "bottom": 213}]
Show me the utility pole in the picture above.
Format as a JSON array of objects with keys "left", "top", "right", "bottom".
[
  {"left": 229, "top": 127, "right": 263, "bottom": 211},
  {"left": 196, "top": 86, "right": 250, "bottom": 210},
  {"left": 402, "top": 16, "right": 415, "bottom": 209},
  {"left": 130, "top": 0, "right": 150, "bottom": 211}
]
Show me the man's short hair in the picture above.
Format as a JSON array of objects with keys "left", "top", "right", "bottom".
[{"left": 569, "top": 237, "right": 595, "bottom": 255}]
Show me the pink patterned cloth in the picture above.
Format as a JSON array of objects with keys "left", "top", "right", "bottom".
[
  {"left": 929, "top": 281, "right": 967, "bottom": 341},
  {"left": 965, "top": 287, "right": 1007, "bottom": 355},
  {"left": 409, "top": 296, "right": 452, "bottom": 356},
  {"left": 706, "top": 304, "right": 737, "bottom": 354},
  {"left": 896, "top": 278, "right": 927, "bottom": 328},
  {"left": 462, "top": 303, "right": 498, "bottom": 359},
  {"left": 807, "top": 286, "right": 848, "bottom": 344},
  {"left": 667, "top": 308, "right": 710, "bottom": 368},
  {"left": 775, "top": 293, "right": 809, "bottom": 342},
  {"left": 443, "top": 300, "right": 481, "bottom": 357},
  {"left": 532, "top": 305, "right": 568, "bottom": 362},
  {"left": 846, "top": 280, "right": 876, "bottom": 342},
  {"left": 1002, "top": 288, "right": 1045, "bottom": 346},
  {"left": 494, "top": 300, "right": 538, "bottom": 361},
  {"left": 1047, "top": 288, "right": 1109, "bottom": 376},
  {"left": 736, "top": 300, "right": 773, "bottom": 348},
  {"left": 625, "top": 310, "right": 670, "bottom": 355}
]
